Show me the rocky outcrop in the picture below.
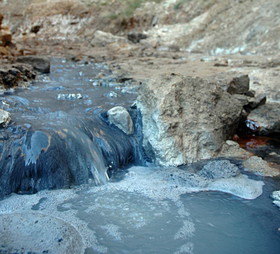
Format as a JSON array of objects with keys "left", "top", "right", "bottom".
[
  {"left": 16, "top": 56, "right": 51, "bottom": 73},
  {"left": 107, "top": 106, "right": 134, "bottom": 135},
  {"left": 137, "top": 73, "right": 244, "bottom": 166}
]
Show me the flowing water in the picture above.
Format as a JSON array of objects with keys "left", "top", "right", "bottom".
[{"left": 0, "top": 59, "right": 280, "bottom": 254}]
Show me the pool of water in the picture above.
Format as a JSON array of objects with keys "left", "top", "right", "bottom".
[{"left": 0, "top": 166, "right": 279, "bottom": 254}]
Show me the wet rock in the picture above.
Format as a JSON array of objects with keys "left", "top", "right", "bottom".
[
  {"left": 0, "top": 109, "right": 11, "bottom": 127},
  {"left": 0, "top": 212, "right": 84, "bottom": 254},
  {"left": 107, "top": 106, "right": 134, "bottom": 135},
  {"left": 0, "top": 114, "right": 137, "bottom": 198},
  {"left": 243, "top": 156, "right": 280, "bottom": 177},
  {"left": 248, "top": 103, "right": 280, "bottom": 134},
  {"left": 198, "top": 160, "right": 240, "bottom": 179},
  {"left": 90, "top": 30, "right": 127, "bottom": 47},
  {"left": 271, "top": 191, "right": 280, "bottom": 208},
  {"left": 104, "top": 91, "right": 118, "bottom": 98},
  {"left": 127, "top": 32, "right": 147, "bottom": 43},
  {"left": 57, "top": 93, "right": 83, "bottom": 100},
  {"left": 137, "top": 73, "right": 244, "bottom": 166},
  {"left": 16, "top": 56, "right": 51, "bottom": 73}
]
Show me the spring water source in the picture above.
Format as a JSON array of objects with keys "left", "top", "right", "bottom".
[{"left": 0, "top": 59, "right": 280, "bottom": 254}]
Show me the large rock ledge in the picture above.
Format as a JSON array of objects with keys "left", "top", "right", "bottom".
[{"left": 137, "top": 73, "right": 244, "bottom": 166}]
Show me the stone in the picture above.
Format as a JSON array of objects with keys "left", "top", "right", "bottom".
[
  {"left": 227, "top": 74, "right": 250, "bottom": 95},
  {"left": 209, "top": 72, "right": 250, "bottom": 95},
  {"left": 271, "top": 191, "right": 280, "bottom": 208},
  {"left": 90, "top": 30, "right": 127, "bottom": 47},
  {"left": 0, "top": 213, "right": 84, "bottom": 254},
  {"left": 271, "top": 190, "right": 280, "bottom": 201},
  {"left": 137, "top": 73, "right": 244, "bottom": 166},
  {"left": 248, "top": 103, "right": 280, "bottom": 135},
  {"left": 246, "top": 93, "right": 266, "bottom": 110},
  {"left": 16, "top": 56, "right": 51, "bottom": 73},
  {"left": 218, "top": 140, "right": 252, "bottom": 159},
  {"left": 0, "top": 29, "right": 12, "bottom": 46},
  {"left": 57, "top": 93, "right": 83, "bottom": 100},
  {"left": 0, "top": 109, "right": 11, "bottom": 127},
  {"left": 243, "top": 156, "right": 280, "bottom": 177},
  {"left": 107, "top": 106, "right": 134, "bottom": 135},
  {"left": 127, "top": 32, "right": 148, "bottom": 43},
  {"left": 0, "top": 64, "right": 36, "bottom": 88},
  {"left": 198, "top": 160, "right": 240, "bottom": 179}
]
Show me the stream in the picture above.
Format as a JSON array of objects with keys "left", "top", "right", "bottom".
[{"left": 0, "top": 59, "right": 280, "bottom": 254}]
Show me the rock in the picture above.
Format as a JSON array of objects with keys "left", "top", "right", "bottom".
[
  {"left": 57, "top": 93, "right": 83, "bottom": 100},
  {"left": 0, "top": 64, "right": 36, "bottom": 88},
  {"left": 227, "top": 74, "right": 250, "bottom": 95},
  {"left": 16, "top": 56, "right": 51, "bottom": 73},
  {"left": 127, "top": 32, "right": 148, "bottom": 43},
  {"left": 272, "top": 190, "right": 280, "bottom": 201},
  {"left": 0, "top": 14, "right": 3, "bottom": 29},
  {"left": 246, "top": 93, "right": 266, "bottom": 110},
  {"left": 137, "top": 73, "right": 243, "bottom": 166},
  {"left": 248, "top": 103, "right": 280, "bottom": 134},
  {"left": 208, "top": 72, "right": 250, "bottom": 95},
  {"left": 104, "top": 91, "right": 118, "bottom": 98},
  {"left": 90, "top": 30, "right": 127, "bottom": 47},
  {"left": 0, "top": 109, "right": 11, "bottom": 127},
  {"left": 218, "top": 140, "right": 252, "bottom": 159},
  {"left": 107, "top": 106, "right": 134, "bottom": 135},
  {"left": 0, "top": 29, "right": 12, "bottom": 47},
  {"left": 271, "top": 191, "right": 280, "bottom": 208},
  {"left": 0, "top": 212, "right": 84, "bottom": 254},
  {"left": 198, "top": 160, "right": 240, "bottom": 179},
  {"left": 243, "top": 156, "right": 280, "bottom": 177}
]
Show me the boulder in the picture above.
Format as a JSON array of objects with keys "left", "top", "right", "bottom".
[
  {"left": 137, "top": 73, "right": 244, "bottom": 166},
  {"left": 0, "top": 109, "right": 11, "bottom": 127},
  {"left": 16, "top": 56, "right": 51, "bottom": 73},
  {"left": 248, "top": 103, "right": 280, "bottom": 134},
  {"left": 107, "top": 106, "right": 134, "bottom": 135}
]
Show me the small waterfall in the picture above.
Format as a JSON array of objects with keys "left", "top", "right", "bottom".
[{"left": 0, "top": 109, "right": 144, "bottom": 198}]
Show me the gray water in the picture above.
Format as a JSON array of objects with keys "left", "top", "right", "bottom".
[
  {"left": 1, "top": 166, "right": 279, "bottom": 254},
  {"left": 0, "top": 59, "right": 280, "bottom": 254}
]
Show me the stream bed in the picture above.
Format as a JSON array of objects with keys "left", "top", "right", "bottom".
[{"left": 0, "top": 59, "right": 280, "bottom": 254}]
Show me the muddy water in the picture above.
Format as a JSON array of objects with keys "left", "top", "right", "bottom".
[
  {"left": 0, "top": 166, "right": 280, "bottom": 254},
  {"left": 0, "top": 59, "right": 280, "bottom": 254}
]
